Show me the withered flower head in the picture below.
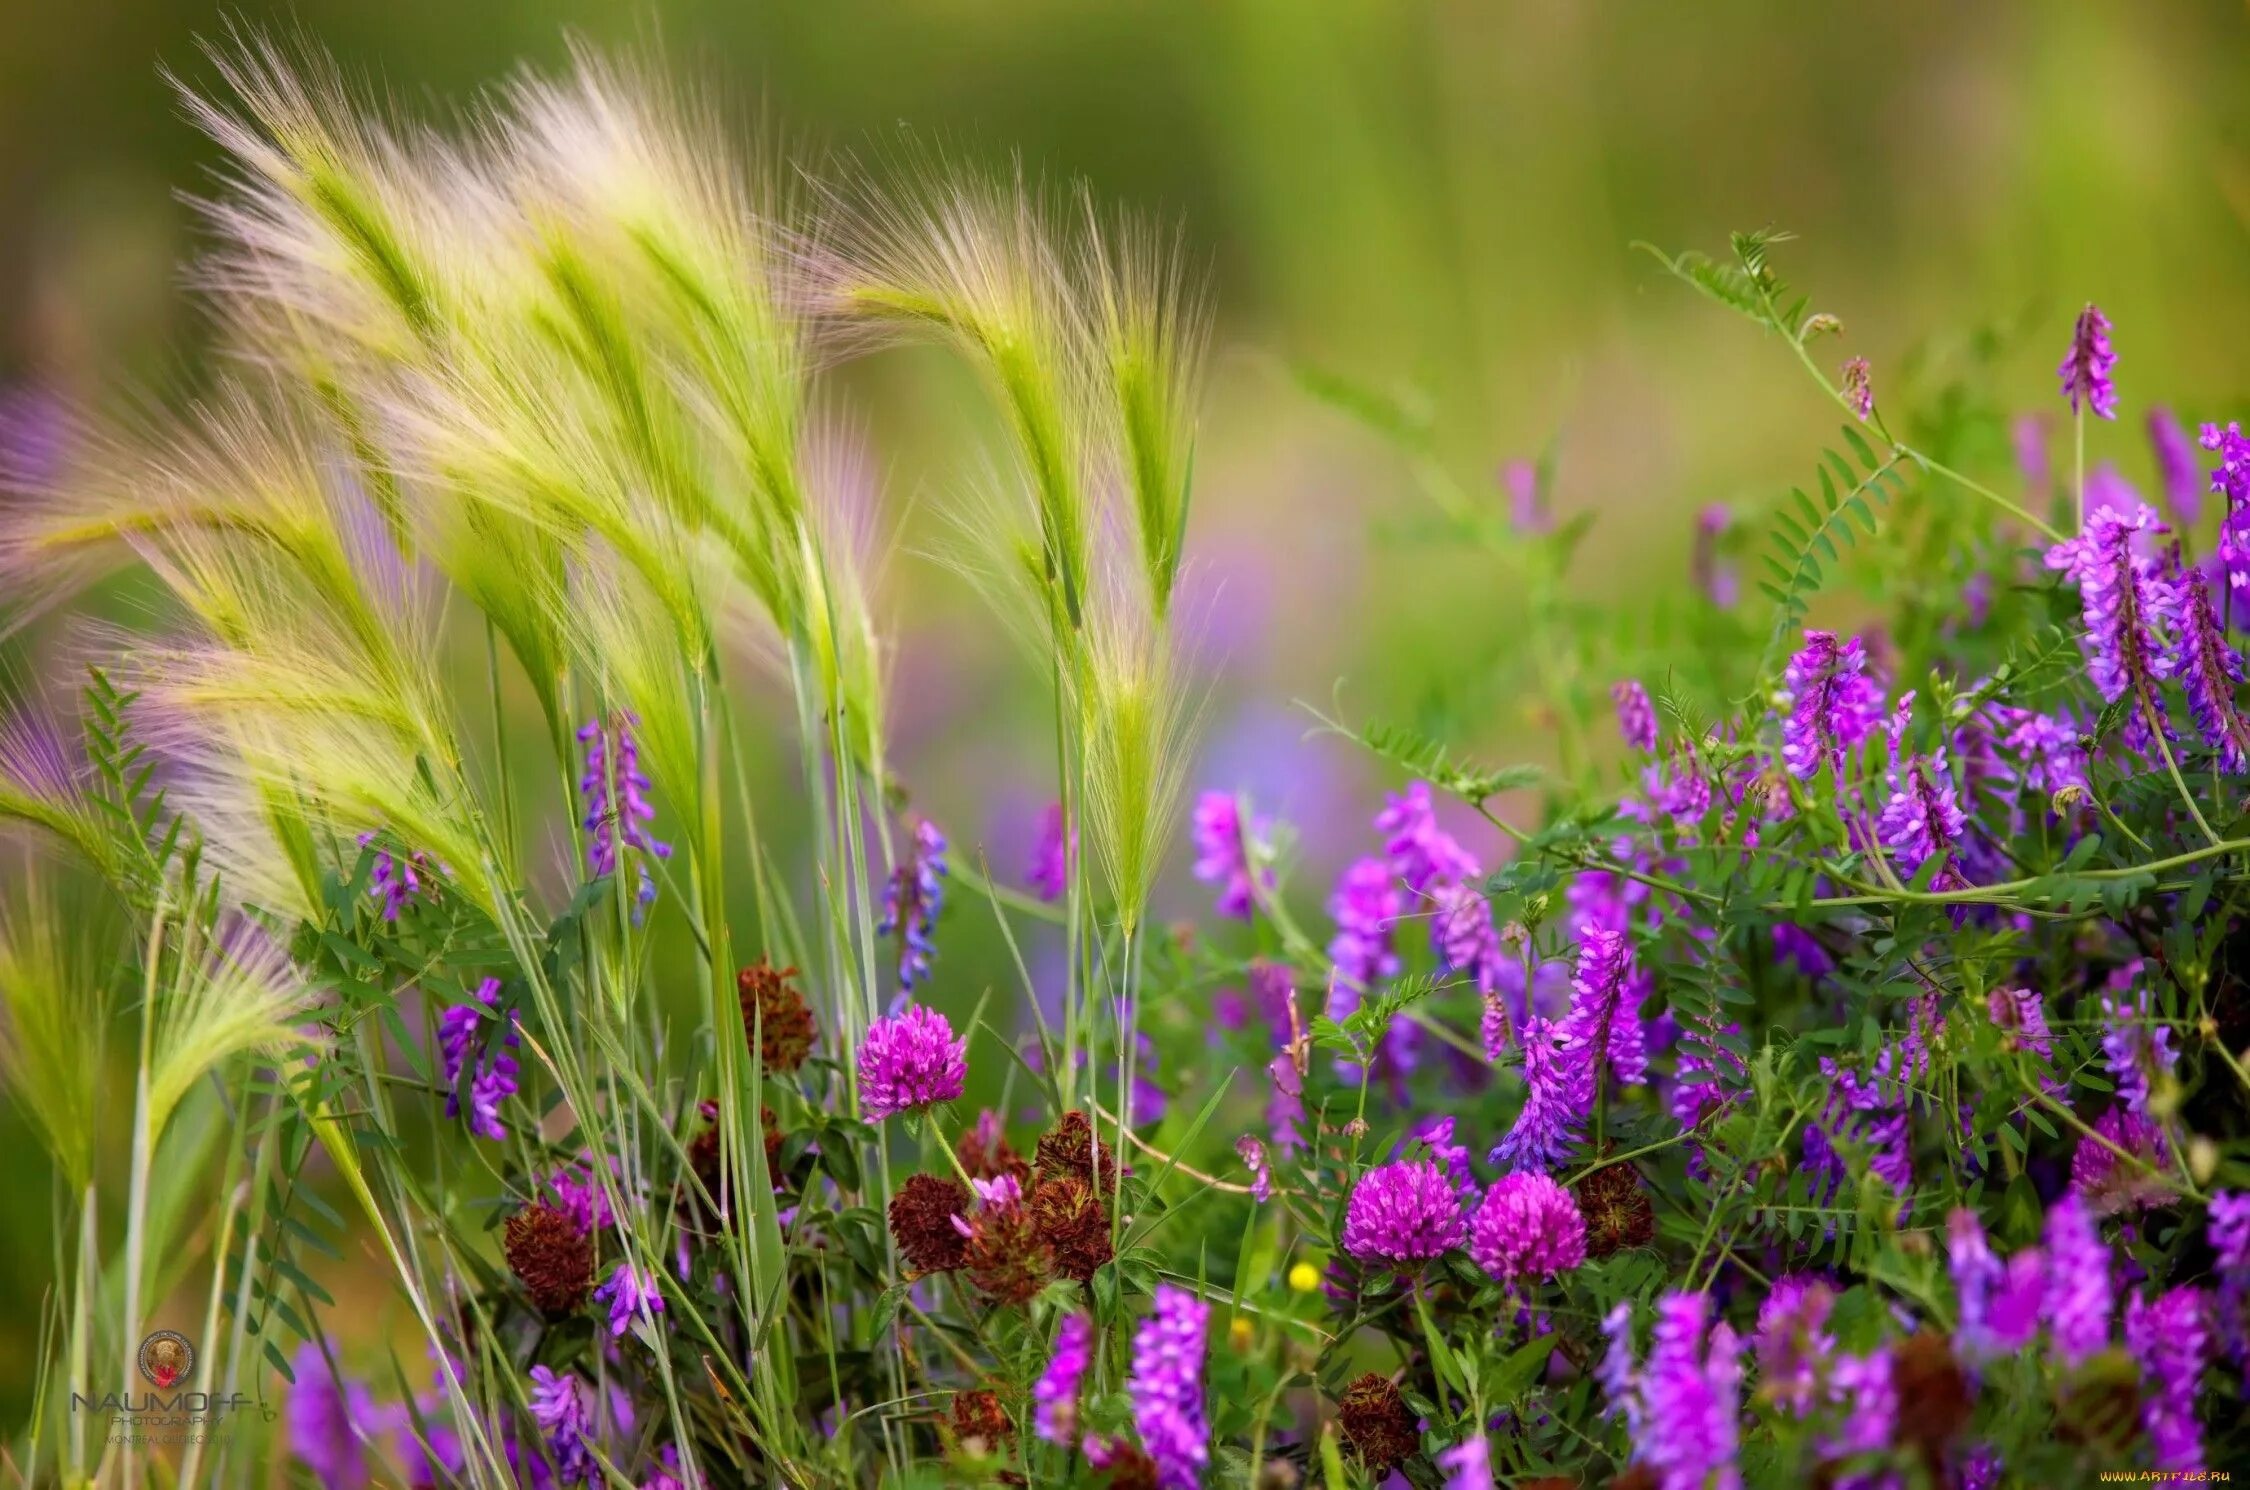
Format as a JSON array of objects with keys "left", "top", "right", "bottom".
[
  {"left": 958, "top": 1108, "right": 1032, "bottom": 1186},
  {"left": 686, "top": 1101, "right": 785, "bottom": 1206},
  {"left": 961, "top": 1184, "right": 1055, "bottom": 1307},
  {"left": 948, "top": 1389, "right": 1012, "bottom": 1451},
  {"left": 1574, "top": 1161, "right": 1656, "bottom": 1259},
  {"left": 1029, "top": 1173, "right": 1113, "bottom": 1282},
  {"left": 888, "top": 1172, "right": 972, "bottom": 1274},
  {"left": 1336, "top": 1373, "right": 1419, "bottom": 1473},
  {"left": 1099, "top": 1444, "right": 1160, "bottom": 1490},
  {"left": 1892, "top": 1331, "right": 1971, "bottom": 1469},
  {"left": 738, "top": 959, "right": 816, "bottom": 1071},
  {"left": 1035, "top": 1110, "right": 1117, "bottom": 1186},
  {"left": 2055, "top": 1347, "right": 2141, "bottom": 1456},
  {"left": 503, "top": 1203, "right": 594, "bottom": 1317}
]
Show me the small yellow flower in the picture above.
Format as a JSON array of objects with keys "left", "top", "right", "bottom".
[
  {"left": 1228, "top": 1315, "right": 1254, "bottom": 1351},
  {"left": 1287, "top": 1260, "right": 1321, "bottom": 1293}
]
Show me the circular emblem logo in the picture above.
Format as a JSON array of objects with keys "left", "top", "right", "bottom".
[{"left": 138, "top": 1330, "right": 194, "bottom": 1390}]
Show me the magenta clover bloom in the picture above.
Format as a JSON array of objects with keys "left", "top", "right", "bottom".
[
  {"left": 857, "top": 1003, "right": 969, "bottom": 1121},
  {"left": 1128, "top": 1284, "right": 1211, "bottom": 1490},
  {"left": 438, "top": 976, "right": 519, "bottom": 1143},
  {"left": 1034, "top": 1312, "right": 1095, "bottom": 1445},
  {"left": 1341, "top": 1159, "right": 1467, "bottom": 1269},
  {"left": 1467, "top": 1171, "right": 1586, "bottom": 1285},
  {"left": 2058, "top": 303, "right": 2118, "bottom": 420}
]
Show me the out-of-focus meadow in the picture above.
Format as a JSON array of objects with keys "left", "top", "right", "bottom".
[{"left": 1, "top": 0, "right": 2245, "bottom": 1423}]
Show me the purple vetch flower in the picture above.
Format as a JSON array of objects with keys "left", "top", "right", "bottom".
[
  {"left": 1753, "top": 1276, "right": 1835, "bottom": 1416},
  {"left": 1327, "top": 855, "right": 1403, "bottom": 990},
  {"left": 2058, "top": 303, "right": 2118, "bottom": 420},
  {"left": 1984, "top": 986, "right": 2052, "bottom": 1057},
  {"left": 1129, "top": 1284, "right": 1211, "bottom": 1490},
  {"left": 1341, "top": 1159, "right": 1467, "bottom": 1268},
  {"left": 1994, "top": 706, "right": 2088, "bottom": 799},
  {"left": 1375, "top": 781, "right": 1480, "bottom": 894},
  {"left": 438, "top": 977, "right": 519, "bottom": 1142},
  {"left": 357, "top": 831, "right": 437, "bottom": 920},
  {"left": 1693, "top": 503, "right": 1738, "bottom": 608},
  {"left": 857, "top": 1003, "right": 969, "bottom": 1120},
  {"left": 2043, "top": 502, "right": 2178, "bottom": 713},
  {"left": 2098, "top": 974, "right": 2177, "bottom": 1119},
  {"left": 2014, "top": 413, "right": 2051, "bottom": 492},
  {"left": 2206, "top": 421, "right": 2250, "bottom": 589},
  {"left": 1436, "top": 1432, "right": 1494, "bottom": 1490},
  {"left": 2125, "top": 1286, "right": 2208, "bottom": 1470},
  {"left": 1467, "top": 1171, "right": 1586, "bottom": 1285},
  {"left": 1841, "top": 356, "right": 1873, "bottom": 420},
  {"left": 2151, "top": 408, "right": 2203, "bottom": 524},
  {"left": 1489, "top": 1017, "right": 1588, "bottom": 1173},
  {"left": 2174, "top": 566, "right": 2250, "bottom": 771},
  {"left": 1190, "top": 790, "right": 1271, "bottom": 920},
  {"left": 1601, "top": 1293, "right": 1744, "bottom": 1490},
  {"left": 527, "top": 1365, "right": 598, "bottom": 1485},
  {"left": 1410, "top": 1114, "right": 1480, "bottom": 1204},
  {"left": 2044, "top": 1191, "right": 2113, "bottom": 1368},
  {"left": 1501, "top": 459, "right": 1548, "bottom": 534},
  {"left": 593, "top": 1259, "right": 664, "bottom": 1338},
  {"left": 641, "top": 1446, "right": 684, "bottom": 1490},
  {"left": 1960, "top": 1446, "right": 2003, "bottom": 1490},
  {"left": 1028, "top": 801, "right": 1069, "bottom": 902},
  {"left": 1822, "top": 1349, "right": 1896, "bottom": 1459},
  {"left": 1876, "top": 699, "right": 1970, "bottom": 890},
  {"left": 878, "top": 819, "right": 950, "bottom": 993},
  {"left": 2211, "top": 1190, "right": 2250, "bottom": 1367},
  {"left": 1613, "top": 679, "right": 1658, "bottom": 752},
  {"left": 1431, "top": 879, "right": 1506, "bottom": 1003},
  {"left": 576, "top": 712, "right": 671, "bottom": 909},
  {"left": 1561, "top": 925, "right": 1647, "bottom": 1087},
  {"left": 285, "top": 1343, "right": 378, "bottom": 1490},
  {"left": 1779, "top": 630, "right": 1885, "bottom": 781},
  {"left": 1235, "top": 1134, "right": 1273, "bottom": 1202},
  {"left": 548, "top": 1152, "right": 618, "bottom": 1233},
  {"left": 1034, "top": 1312, "right": 1095, "bottom": 1444}
]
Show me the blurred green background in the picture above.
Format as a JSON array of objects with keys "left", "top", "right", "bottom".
[{"left": 3, "top": 0, "right": 2248, "bottom": 1428}]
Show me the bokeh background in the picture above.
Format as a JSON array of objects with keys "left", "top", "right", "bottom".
[{"left": 3, "top": 0, "right": 2248, "bottom": 1427}]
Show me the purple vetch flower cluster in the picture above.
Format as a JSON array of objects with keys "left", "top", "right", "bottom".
[
  {"left": 357, "top": 831, "right": 438, "bottom": 920},
  {"left": 2151, "top": 408, "right": 2203, "bottom": 524},
  {"left": 878, "top": 819, "right": 950, "bottom": 993},
  {"left": 2044, "top": 1191, "right": 2114, "bottom": 1368},
  {"left": 2042, "top": 502, "right": 2176, "bottom": 717},
  {"left": 1875, "top": 694, "right": 1969, "bottom": 890},
  {"left": 2125, "top": 1286, "right": 2209, "bottom": 1471},
  {"left": 1693, "top": 503, "right": 1738, "bottom": 607},
  {"left": 1613, "top": 679, "right": 1658, "bottom": 752},
  {"left": 594, "top": 1259, "right": 664, "bottom": 1337},
  {"left": 1326, "top": 855, "right": 1402, "bottom": 990},
  {"left": 1489, "top": 1016, "right": 1586, "bottom": 1173},
  {"left": 1128, "top": 1284, "right": 1211, "bottom": 1490},
  {"left": 2211, "top": 1191, "right": 2250, "bottom": 1368},
  {"left": 2175, "top": 566, "right": 2250, "bottom": 771},
  {"left": 1841, "top": 355, "right": 1873, "bottom": 420},
  {"left": 438, "top": 977, "right": 518, "bottom": 1143},
  {"left": 2098, "top": 972, "right": 2177, "bottom": 1119},
  {"left": 1034, "top": 1312, "right": 1095, "bottom": 1445},
  {"left": 2070, "top": 1103, "right": 2172, "bottom": 1216},
  {"left": 1501, "top": 459, "right": 1548, "bottom": 534},
  {"left": 1190, "top": 790, "right": 1270, "bottom": 920},
  {"left": 857, "top": 1003, "right": 969, "bottom": 1120},
  {"left": 527, "top": 1365, "right": 598, "bottom": 1485},
  {"left": 2208, "top": 421, "right": 2250, "bottom": 590},
  {"left": 1467, "top": 1171, "right": 1586, "bottom": 1285},
  {"left": 577, "top": 712, "right": 671, "bottom": 909},
  {"left": 1600, "top": 1294, "right": 1743, "bottom": 1490},
  {"left": 1490, "top": 928, "right": 1645, "bottom": 1173},
  {"left": 1779, "top": 630, "right": 1883, "bottom": 781},
  {"left": 1751, "top": 1276, "right": 1835, "bottom": 1417},
  {"left": 1820, "top": 1348, "right": 1897, "bottom": 1459},
  {"left": 1436, "top": 1433, "right": 1494, "bottom": 1490},
  {"left": 1341, "top": 1159, "right": 1467, "bottom": 1269},
  {"left": 1027, "top": 801, "right": 1070, "bottom": 902},
  {"left": 2058, "top": 302, "right": 2118, "bottom": 420},
  {"left": 1376, "top": 780, "right": 1480, "bottom": 894}
]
